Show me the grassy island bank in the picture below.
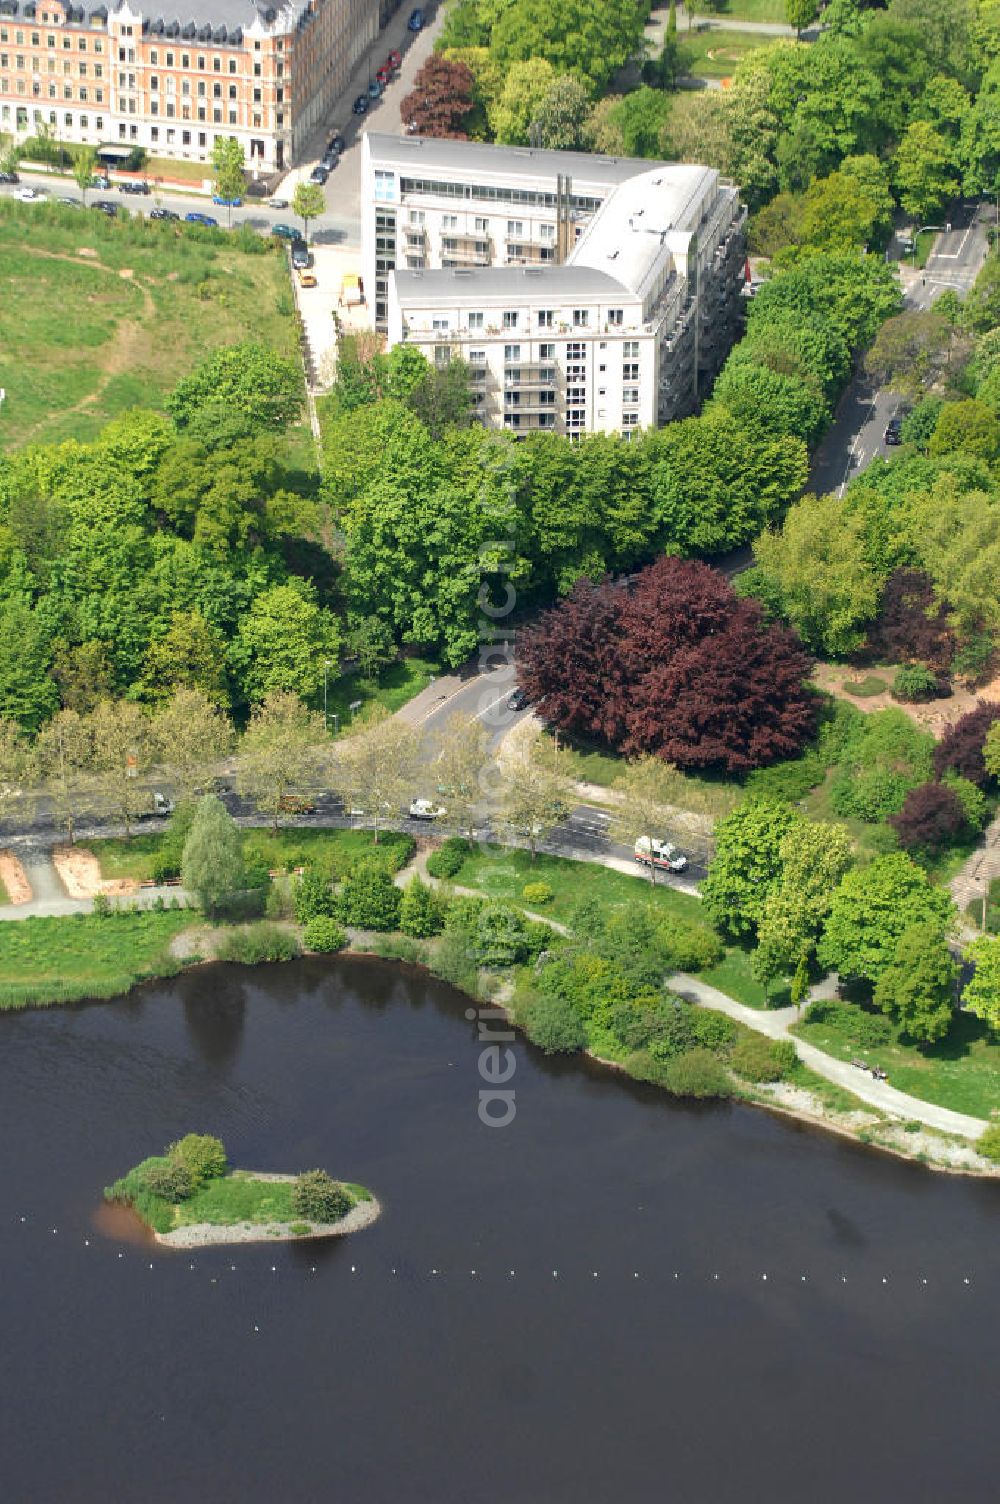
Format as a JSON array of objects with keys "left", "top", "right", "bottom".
[{"left": 105, "top": 1134, "right": 378, "bottom": 1247}]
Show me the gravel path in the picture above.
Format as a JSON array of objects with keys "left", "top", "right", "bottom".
[{"left": 670, "top": 973, "right": 989, "bottom": 1141}]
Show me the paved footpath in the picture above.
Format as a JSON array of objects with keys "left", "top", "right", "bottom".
[
  {"left": 670, "top": 973, "right": 989, "bottom": 1140},
  {"left": 0, "top": 848, "right": 188, "bottom": 922}
]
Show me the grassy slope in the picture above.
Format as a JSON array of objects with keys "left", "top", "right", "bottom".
[
  {"left": 0, "top": 910, "right": 192, "bottom": 1009},
  {"left": 0, "top": 201, "right": 301, "bottom": 449},
  {"left": 794, "top": 1007, "right": 1000, "bottom": 1122},
  {"left": 326, "top": 657, "right": 441, "bottom": 728},
  {"left": 680, "top": 27, "right": 769, "bottom": 79}
]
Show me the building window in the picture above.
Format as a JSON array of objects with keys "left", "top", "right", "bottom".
[
  {"left": 442, "top": 213, "right": 457, "bottom": 229},
  {"left": 507, "top": 220, "right": 523, "bottom": 236},
  {"left": 623, "top": 388, "right": 639, "bottom": 405},
  {"left": 623, "top": 362, "right": 639, "bottom": 381},
  {"left": 504, "top": 345, "right": 521, "bottom": 363},
  {"left": 539, "top": 343, "right": 555, "bottom": 359},
  {"left": 537, "top": 310, "right": 553, "bottom": 328},
  {"left": 502, "top": 310, "right": 517, "bottom": 329},
  {"left": 468, "top": 350, "right": 486, "bottom": 364},
  {"left": 622, "top": 413, "right": 639, "bottom": 429},
  {"left": 468, "top": 312, "right": 484, "bottom": 330},
  {"left": 474, "top": 216, "right": 488, "bottom": 233},
  {"left": 572, "top": 309, "right": 589, "bottom": 327},
  {"left": 608, "top": 308, "right": 624, "bottom": 326},
  {"left": 150, "top": 125, "right": 158, "bottom": 141},
  {"left": 540, "top": 223, "right": 555, "bottom": 240},
  {"left": 623, "top": 340, "right": 639, "bottom": 358}
]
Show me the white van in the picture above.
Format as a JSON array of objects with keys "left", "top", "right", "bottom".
[{"left": 634, "top": 836, "right": 687, "bottom": 873}]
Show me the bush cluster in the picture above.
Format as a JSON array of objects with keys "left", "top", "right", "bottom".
[
  {"left": 302, "top": 916, "right": 347, "bottom": 953},
  {"left": 216, "top": 923, "right": 301, "bottom": 964},
  {"left": 426, "top": 837, "right": 472, "bottom": 880},
  {"left": 292, "top": 1169, "right": 353, "bottom": 1223},
  {"left": 730, "top": 1035, "right": 796, "bottom": 1083}
]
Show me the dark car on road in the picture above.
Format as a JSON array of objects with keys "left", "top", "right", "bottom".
[
  {"left": 212, "top": 191, "right": 242, "bottom": 206},
  {"left": 92, "top": 199, "right": 118, "bottom": 217},
  {"left": 321, "top": 151, "right": 340, "bottom": 172},
  {"left": 327, "top": 132, "right": 345, "bottom": 155},
  {"left": 408, "top": 7, "right": 425, "bottom": 30},
  {"left": 271, "top": 221, "right": 298, "bottom": 239},
  {"left": 149, "top": 206, "right": 179, "bottom": 220},
  {"left": 0, "top": 170, "right": 19, "bottom": 184},
  {"left": 884, "top": 416, "right": 904, "bottom": 446},
  {"left": 308, "top": 163, "right": 329, "bottom": 185},
  {"left": 384, "top": 50, "right": 402, "bottom": 73},
  {"left": 368, "top": 78, "right": 383, "bottom": 101},
  {"left": 120, "top": 180, "right": 150, "bottom": 195},
  {"left": 184, "top": 210, "right": 218, "bottom": 226},
  {"left": 352, "top": 93, "right": 368, "bottom": 115},
  {"left": 507, "top": 687, "right": 529, "bottom": 712},
  {"left": 290, "top": 238, "right": 311, "bottom": 270}
]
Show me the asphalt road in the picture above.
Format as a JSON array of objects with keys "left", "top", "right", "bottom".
[{"left": 809, "top": 201, "right": 991, "bottom": 498}]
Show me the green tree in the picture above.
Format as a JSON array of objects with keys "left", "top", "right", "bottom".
[
  {"left": 236, "top": 689, "right": 329, "bottom": 830},
  {"left": 524, "top": 989, "right": 587, "bottom": 1054},
  {"left": 839, "top": 154, "right": 895, "bottom": 248},
  {"left": 753, "top": 819, "right": 854, "bottom": 985},
  {"left": 490, "top": 56, "right": 556, "bottom": 143},
  {"left": 872, "top": 924, "right": 956, "bottom": 1042},
  {"left": 0, "top": 593, "right": 58, "bottom": 731},
  {"left": 328, "top": 704, "right": 419, "bottom": 843},
  {"left": 168, "top": 1132, "right": 228, "bottom": 1185},
  {"left": 495, "top": 720, "right": 571, "bottom": 860},
  {"left": 928, "top": 399, "right": 1000, "bottom": 462},
  {"left": 231, "top": 581, "right": 341, "bottom": 705},
  {"left": 963, "top": 935, "right": 1000, "bottom": 1035},
  {"left": 489, "top": 0, "right": 648, "bottom": 92},
  {"left": 139, "top": 610, "right": 230, "bottom": 705},
  {"left": 701, "top": 800, "right": 799, "bottom": 940},
  {"left": 167, "top": 342, "right": 303, "bottom": 434},
  {"left": 210, "top": 135, "right": 245, "bottom": 226},
  {"left": 51, "top": 640, "right": 115, "bottom": 715},
  {"left": 348, "top": 615, "right": 396, "bottom": 685},
  {"left": 818, "top": 852, "right": 955, "bottom": 985},
  {"left": 864, "top": 311, "right": 958, "bottom": 401},
  {"left": 152, "top": 688, "right": 233, "bottom": 807},
  {"left": 295, "top": 864, "right": 338, "bottom": 923},
  {"left": 72, "top": 145, "right": 97, "bottom": 204},
  {"left": 291, "top": 180, "right": 325, "bottom": 241},
  {"left": 34, "top": 708, "right": 96, "bottom": 843},
  {"left": 430, "top": 712, "right": 490, "bottom": 842},
  {"left": 292, "top": 1170, "right": 352, "bottom": 1222},
  {"left": 87, "top": 698, "right": 154, "bottom": 837},
  {"left": 340, "top": 857, "right": 402, "bottom": 930},
  {"left": 785, "top": 0, "right": 819, "bottom": 36},
  {"left": 907, "top": 480, "right": 1000, "bottom": 634},
  {"left": 534, "top": 73, "right": 590, "bottom": 150},
  {"left": 893, "top": 120, "right": 960, "bottom": 222},
  {"left": 181, "top": 795, "right": 246, "bottom": 915},
  {"left": 710, "top": 361, "right": 827, "bottom": 446},
  {"left": 0, "top": 714, "right": 36, "bottom": 833},
  {"left": 753, "top": 492, "right": 882, "bottom": 656}
]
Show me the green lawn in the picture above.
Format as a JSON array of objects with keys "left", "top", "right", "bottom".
[
  {"left": 700, "top": 945, "right": 791, "bottom": 1010},
  {"left": 327, "top": 657, "right": 441, "bottom": 730},
  {"left": 679, "top": 26, "right": 769, "bottom": 79},
  {"left": 708, "top": 0, "right": 789, "bottom": 21},
  {"left": 451, "top": 842, "right": 706, "bottom": 926},
  {"left": 175, "top": 1171, "right": 297, "bottom": 1227},
  {"left": 0, "top": 200, "right": 304, "bottom": 450},
  {"left": 89, "top": 826, "right": 415, "bottom": 884},
  {"left": 794, "top": 1002, "right": 1000, "bottom": 1121},
  {"left": 0, "top": 910, "right": 192, "bottom": 1009}
]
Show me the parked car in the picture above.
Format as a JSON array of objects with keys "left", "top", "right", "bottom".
[
  {"left": 56, "top": 196, "right": 82, "bottom": 207},
  {"left": 92, "top": 199, "right": 118, "bottom": 216},
  {"left": 367, "top": 78, "right": 383, "bottom": 101},
  {"left": 308, "top": 163, "right": 328, "bottom": 185},
  {"left": 149, "top": 206, "right": 179, "bottom": 220},
  {"left": 633, "top": 836, "right": 688, "bottom": 873},
  {"left": 271, "top": 221, "right": 298, "bottom": 239},
  {"left": 138, "top": 791, "right": 175, "bottom": 820},
  {"left": 409, "top": 799, "right": 447, "bottom": 821},
  {"left": 268, "top": 196, "right": 289, "bottom": 209},
  {"left": 184, "top": 210, "right": 218, "bottom": 226},
  {"left": 91, "top": 173, "right": 111, "bottom": 189},
  {"left": 321, "top": 151, "right": 340, "bottom": 171},
  {"left": 327, "top": 132, "right": 345, "bottom": 155},
  {"left": 352, "top": 93, "right": 369, "bottom": 115},
  {"left": 212, "top": 192, "right": 242, "bottom": 206},
  {"left": 120, "top": 180, "right": 150, "bottom": 195},
  {"left": 376, "top": 66, "right": 391, "bottom": 88},
  {"left": 290, "top": 238, "right": 312, "bottom": 269},
  {"left": 408, "top": 7, "right": 425, "bottom": 30},
  {"left": 385, "top": 50, "right": 402, "bottom": 72},
  {"left": 0, "top": 170, "right": 19, "bottom": 184},
  {"left": 507, "top": 687, "right": 529, "bottom": 711},
  {"left": 884, "top": 416, "right": 904, "bottom": 445},
  {"left": 296, "top": 266, "right": 317, "bottom": 288},
  {"left": 15, "top": 186, "right": 42, "bottom": 201}
]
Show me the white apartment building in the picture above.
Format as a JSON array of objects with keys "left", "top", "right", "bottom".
[{"left": 361, "top": 132, "right": 746, "bottom": 436}]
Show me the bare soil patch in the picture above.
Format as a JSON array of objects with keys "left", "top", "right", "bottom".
[
  {"left": 53, "top": 846, "right": 138, "bottom": 899},
  {"left": 813, "top": 662, "right": 1000, "bottom": 736},
  {"left": 0, "top": 850, "right": 32, "bottom": 904}
]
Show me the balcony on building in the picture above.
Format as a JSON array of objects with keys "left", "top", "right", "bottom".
[
  {"left": 440, "top": 233, "right": 492, "bottom": 267},
  {"left": 503, "top": 362, "right": 557, "bottom": 390},
  {"left": 505, "top": 239, "right": 556, "bottom": 265}
]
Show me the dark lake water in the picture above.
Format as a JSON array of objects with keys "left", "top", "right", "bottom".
[{"left": 0, "top": 955, "right": 998, "bottom": 1503}]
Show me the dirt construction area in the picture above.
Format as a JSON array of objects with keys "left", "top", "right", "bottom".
[
  {"left": 52, "top": 847, "right": 138, "bottom": 900},
  {"left": 0, "top": 851, "right": 32, "bottom": 904}
]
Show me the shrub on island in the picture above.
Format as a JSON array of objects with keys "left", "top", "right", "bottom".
[
  {"left": 167, "top": 1132, "right": 228, "bottom": 1187},
  {"left": 524, "top": 990, "right": 587, "bottom": 1055},
  {"left": 663, "top": 1047, "right": 732, "bottom": 1100},
  {"left": 730, "top": 1035, "right": 797, "bottom": 1083},
  {"left": 216, "top": 923, "right": 301, "bottom": 964},
  {"left": 292, "top": 1169, "right": 353, "bottom": 1223}
]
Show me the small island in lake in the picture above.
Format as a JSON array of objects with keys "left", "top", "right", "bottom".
[{"left": 104, "top": 1133, "right": 380, "bottom": 1247}]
